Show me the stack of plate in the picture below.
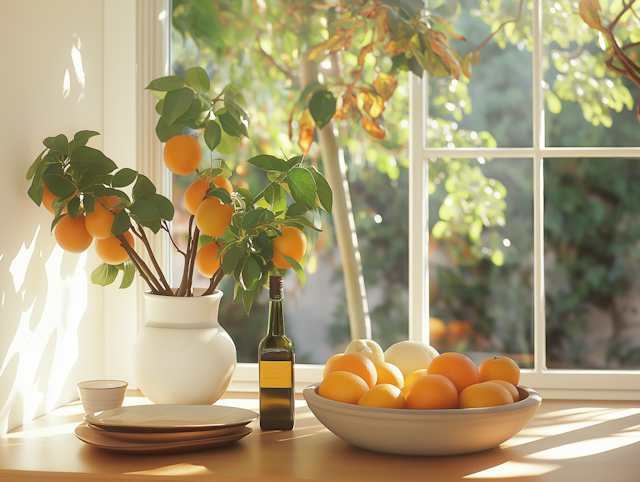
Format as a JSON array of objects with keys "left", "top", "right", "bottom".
[{"left": 75, "top": 405, "right": 258, "bottom": 455}]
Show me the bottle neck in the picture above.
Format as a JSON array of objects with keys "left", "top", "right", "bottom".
[{"left": 267, "top": 296, "right": 285, "bottom": 336}]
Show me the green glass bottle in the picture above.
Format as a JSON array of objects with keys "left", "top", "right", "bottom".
[{"left": 258, "top": 275, "right": 295, "bottom": 431}]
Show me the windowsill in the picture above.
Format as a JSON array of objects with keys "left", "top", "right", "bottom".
[{"left": 1, "top": 390, "right": 639, "bottom": 481}]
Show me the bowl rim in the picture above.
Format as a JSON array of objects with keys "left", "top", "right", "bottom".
[{"left": 303, "top": 383, "right": 541, "bottom": 415}]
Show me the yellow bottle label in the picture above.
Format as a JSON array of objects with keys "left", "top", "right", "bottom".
[{"left": 260, "top": 361, "right": 292, "bottom": 388}]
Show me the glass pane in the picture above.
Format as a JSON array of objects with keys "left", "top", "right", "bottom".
[
  {"left": 170, "top": 19, "right": 409, "bottom": 364},
  {"left": 429, "top": 158, "right": 534, "bottom": 368},
  {"left": 427, "top": 0, "right": 533, "bottom": 148},
  {"left": 544, "top": 158, "right": 640, "bottom": 369},
  {"left": 544, "top": 1, "right": 640, "bottom": 147}
]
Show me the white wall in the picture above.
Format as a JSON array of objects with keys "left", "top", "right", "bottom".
[{"left": 0, "top": 0, "right": 107, "bottom": 435}]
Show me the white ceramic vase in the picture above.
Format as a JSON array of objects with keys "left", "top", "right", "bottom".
[{"left": 132, "top": 289, "right": 236, "bottom": 405}]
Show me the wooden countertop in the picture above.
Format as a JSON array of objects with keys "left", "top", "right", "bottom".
[{"left": 1, "top": 390, "right": 639, "bottom": 482}]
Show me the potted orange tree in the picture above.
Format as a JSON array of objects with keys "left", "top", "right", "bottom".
[{"left": 26, "top": 67, "right": 332, "bottom": 404}]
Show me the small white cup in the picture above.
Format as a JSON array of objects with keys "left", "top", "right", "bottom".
[{"left": 77, "top": 380, "right": 128, "bottom": 414}]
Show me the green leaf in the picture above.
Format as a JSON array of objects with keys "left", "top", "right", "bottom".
[
  {"left": 66, "top": 197, "right": 80, "bottom": 219},
  {"left": 91, "top": 263, "right": 119, "bottom": 286},
  {"left": 27, "top": 149, "right": 47, "bottom": 180},
  {"left": 187, "top": 66, "right": 210, "bottom": 95},
  {"left": 146, "top": 76, "right": 187, "bottom": 92},
  {"left": 129, "top": 200, "right": 160, "bottom": 222},
  {"left": 53, "top": 134, "right": 69, "bottom": 156},
  {"left": 242, "top": 208, "right": 268, "bottom": 230},
  {"left": 118, "top": 260, "right": 136, "bottom": 289},
  {"left": 112, "top": 168, "right": 138, "bottom": 188},
  {"left": 242, "top": 287, "right": 257, "bottom": 314},
  {"left": 296, "top": 83, "right": 324, "bottom": 112},
  {"left": 286, "top": 155, "right": 303, "bottom": 170},
  {"left": 407, "top": 56, "right": 423, "bottom": 77},
  {"left": 235, "top": 187, "right": 254, "bottom": 205},
  {"left": 208, "top": 187, "right": 232, "bottom": 204},
  {"left": 247, "top": 154, "right": 289, "bottom": 172},
  {"left": 242, "top": 256, "right": 261, "bottom": 290},
  {"left": 28, "top": 175, "right": 43, "bottom": 206},
  {"left": 84, "top": 194, "right": 96, "bottom": 214},
  {"left": 138, "top": 192, "right": 175, "bottom": 221},
  {"left": 308, "top": 90, "right": 336, "bottom": 129},
  {"left": 132, "top": 174, "right": 156, "bottom": 199},
  {"left": 73, "top": 130, "right": 100, "bottom": 145},
  {"left": 288, "top": 215, "right": 322, "bottom": 232},
  {"left": 156, "top": 117, "right": 183, "bottom": 142},
  {"left": 308, "top": 166, "right": 332, "bottom": 214},
  {"left": 282, "top": 254, "right": 306, "bottom": 287},
  {"left": 111, "top": 210, "right": 131, "bottom": 235},
  {"left": 218, "top": 110, "right": 249, "bottom": 138},
  {"left": 286, "top": 203, "right": 309, "bottom": 216},
  {"left": 69, "top": 146, "right": 117, "bottom": 175},
  {"left": 287, "top": 168, "right": 317, "bottom": 209},
  {"left": 162, "top": 88, "right": 194, "bottom": 126},
  {"left": 222, "top": 246, "right": 245, "bottom": 275},
  {"left": 42, "top": 174, "right": 75, "bottom": 198},
  {"left": 204, "top": 121, "right": 222, "bottom": 151}
]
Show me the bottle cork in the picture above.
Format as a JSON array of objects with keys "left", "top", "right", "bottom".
[{"left": 269, "top": 275, "right": 284, "bottom": 298}]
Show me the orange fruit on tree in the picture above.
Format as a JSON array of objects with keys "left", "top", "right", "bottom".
[
  {"left": 426, "top": 352, "right": 480, "bottom": 394},
  {"left": 195, "top": 196, "right": 234, "bottom": 237},
  {"left": 195, "top": 242, "right": 222, "bottom": 278},
  {"left": 405, "top": 374, "right": 458, "bottom": 410},
  {"left": 488, "top": 380, "right": 520, "bottom": 403},
  {"left": 401, "top": 368, "right": 429, "bottom": 397},
  {"left": 478, "top": 355, "right": 521, "bottom": 387},
  {"left": 211, "top": 174, "right": 233, "bottom": 194},
  {"left": 358, "top": 384, "right": 406, "bottom": 409},
  {"left": 95, "top": 232, "right": 134, "bottom": 265},
  {"left": 374, "top": 362, "right": 404, "bottom": 389},
  {"left": 163, "top": 135, "right": 202, "bottom": 176},
  {"left": 42, "top": 184, "right": 74, "bottom": 214},
  {"left": 458, "top": 381, "right": 514, "bottom": 409},
  {"left": 85, "top": 196, "right": 120, "bottom": 239},
  {"left": 323, "top": 353, "right": 343, "bottom": 379},
  {"left": 184, "top": 176, "right": 233, "bottom": 215},
  {"left": 54, "top": 215, "right": 93, "bottom": 254},
  {"left": 272, "top": 226, "right": 307, "bottom": 270},
  {"left": 326, "top": 353, "right": 377, "bottom": 388},
  {"left": 318, "top": 371, "right": 370, "bottom": 405}
]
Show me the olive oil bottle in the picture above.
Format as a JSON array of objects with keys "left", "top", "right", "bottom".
[{"left": 258, "top": 275, "right": 295, "bottom": 430}]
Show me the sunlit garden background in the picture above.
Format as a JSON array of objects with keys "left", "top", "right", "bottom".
[{"left": 167, "top": 0, "right": 640, "bottom": 369}]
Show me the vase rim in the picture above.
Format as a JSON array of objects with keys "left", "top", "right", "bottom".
[{"left": 143, "top": 288, "right": 223, "bottom": 299}]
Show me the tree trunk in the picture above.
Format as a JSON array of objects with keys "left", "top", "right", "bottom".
[{"left": 300, "top": 57, "right": 371, "bottom": 340}]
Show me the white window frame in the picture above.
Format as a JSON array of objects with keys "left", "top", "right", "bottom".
[
  {"left": 409, "top": 0, "right": 640, "bottom": 400},
  {"left": 136, "top": 0, "right": 639, "bottom": 398}
]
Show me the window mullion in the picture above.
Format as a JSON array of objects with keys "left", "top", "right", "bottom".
[
  {"left": 533, "top": 0, "right": 546, "bottom": 373},
  {"left": 409, "top": 72, "right": 429, "bottom": 343}
]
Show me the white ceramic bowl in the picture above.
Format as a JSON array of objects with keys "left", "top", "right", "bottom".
[
  {"left": 303, "top": 383, "right": 541, "bottom": 456},
  {"left": 77, "top": 380, "right": 128, "bottom": 414}
]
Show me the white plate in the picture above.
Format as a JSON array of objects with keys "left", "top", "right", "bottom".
[
  {"left": 75, "top": 423, "right": 252, "bottom": 455},
  {"left": 86, "top": 423, "right": 246, "bottom": 443},
  {"left": 85, "top": 405, "right": 259, "bottom": 432}
]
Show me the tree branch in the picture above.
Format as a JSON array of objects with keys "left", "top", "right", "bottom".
[
  {"left": 133, "top": 222, "right": 172, "bottom": 293},
  {"left": 162, "top": 220, "right": 186, "bottom": 257},
  {"left": 471, "top": 0, "right": 525, "bottom": 53},
  {"left": 256, "top": 34, "right": 294, "bottom": 79},
  {"left": 202, "top": 266, "right": 225, "bottom": 296},
  {"left": 116, "top": 233, "right": 166, "bottom": 295}
]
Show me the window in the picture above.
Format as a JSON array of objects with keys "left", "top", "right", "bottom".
[
  {"left": 154, "top": 0, "right": 640, "bottom": 398},
  {"left": 410, "top": 0, "right": 640, "bottom": 400}
]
